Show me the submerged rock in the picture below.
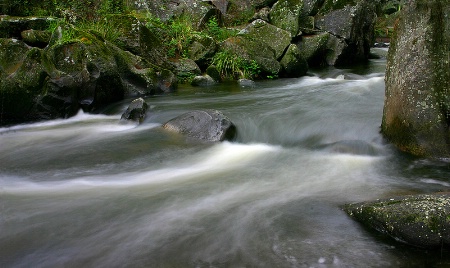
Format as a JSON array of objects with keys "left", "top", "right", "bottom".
[
  {"left": 162, "top": 109, "right": 237, "bottom": 142},
  {"left": 344, "top": 193, "right": 450, "bottom": 248},
  {"left": 120, "top": 98, "right": 148, "bottom": 123}
]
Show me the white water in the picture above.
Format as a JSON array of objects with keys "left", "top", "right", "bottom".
[{"left": 1, "top": 50, "right": 449, "bottom": 267}]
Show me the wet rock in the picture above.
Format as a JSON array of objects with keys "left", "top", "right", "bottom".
[
  {"left": 191, "top": 75, "right": 217, "bottom": 86},
  {"left": 238, "top": 78, "right": 256, "bottom": 87},
  {"left": 163, "top": 109, "right": 237, "bottom": 142},
  {"left": 381, "top": 0, "right": 450, "bottom": 158},
  {"left": 120, "top": 98, "right": 148, "bottom": 123},
  {"left": 344, "top": 193, "right": 450, "bottom": 248}
]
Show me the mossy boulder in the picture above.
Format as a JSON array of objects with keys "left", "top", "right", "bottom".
[
  {"left": 314, "top": 0, "right": 376, "bottom": 66},
  {"left": 344, "top": 193, "right": 450, "bottom": 248},
  {"left": 0, "top": 16, "right": 55, "bottom": 39},
  {"left": 296, "top": 32, "right": 329, "bottom": 66},
  {"left": 187, "top": 35, "right": 217, "bottom": 70},
  {"left": 269, "top": 0, "right": 304, "bottom": 37},
  {"left": 175, "top": 58, "right": 201, "bottom": 83},
  {"left": 280, "top": 44, "right": 308, "bottom": 77},
  {"left": 106, "top": 15, "right": 174, "bottom": 71},
  {"left": 0, "top": 20, "right": 177, "bottom": 125},
  {"left": 21, "top": 29, "right": 51, "bottom": 48},
  {"left": 237, "top": 19, "right": 291, "bottom": 59},
  {"left": 302, "top": 0, "right": 326, "bottom": 16},
  {"left": 317, "top": 0, "right": 360, "bottom": 14},
  {"left": 381, "top": 0, "right": 450, "bottom": 158}
]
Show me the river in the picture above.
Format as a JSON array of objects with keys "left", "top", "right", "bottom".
[{"left": 1, "top": 48, "right": 449, "bottom": 267}]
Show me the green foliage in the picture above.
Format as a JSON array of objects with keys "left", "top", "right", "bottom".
[
  {"left": 212, "top": 50, "right": 261, "bottom": 80},
  {"left": 77, "top": 19, "right": 121, "bottom": 43},
  {"left": 205, "top": 17, "right": 237, "bottom": 42}
]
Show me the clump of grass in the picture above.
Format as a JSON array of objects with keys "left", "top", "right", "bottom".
[{"left": 212, "top": 50, "right": 260, "bottom": 80}]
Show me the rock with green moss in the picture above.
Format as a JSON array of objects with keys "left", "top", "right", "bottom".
[
  {"left": 0, "top": 45, "right": 55, "bottom": 123},
  {"left": 175, "top": 58, "right": 201, "bottom": 83},
  {"left": 221, "top": 35, "right": 281, "bottom": 76},
  {"left": 237, "top": 19, "right": 291, "bottom": 59},
  {"left": 269, "top": 0, "right": 304, "bottom": 37},
  {"left": 0, "top": 16, "right": 55, "bottom": 39},
  {"left": 106, "top": 15, "right": 174, "bottom": 71},
  {"left": 21, "top": 29, "right": 51, "bottom": 48},
  {"left": 315, "top": 0, "right": 376, "bottom": 66},
  {"left": 302, "top": 0, "right": 326, "bottom": 16},
  {"left": 188, "top": 35, "right": 217, "bottom": 70},
  {"left": 0, "top": 18, "right": 177, "bottom": 125},
  {"left": 296, "top": 32, "right": 329, "bottom": 66},
  {"left": 344, "top": 193, "right": 450, "bottom": 248},
  {"left": 317, "top": 0, "right": 359, "bottom": 14},
  {"left": 381, "top": 0, "right": 450, "bottom": 158},
  {"left": 280, "top": 44, "right": 308, "bottom": 77},
  {"left": 219, "top": 19, "right": 292, "bottom": 76}
]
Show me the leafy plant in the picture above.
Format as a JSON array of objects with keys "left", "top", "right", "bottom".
[
  {"left": 205, "top": 17, "right": 237, "bottom": 42},
  {"left": 212, "top": 50, "right": 261, "bottom": 80}
]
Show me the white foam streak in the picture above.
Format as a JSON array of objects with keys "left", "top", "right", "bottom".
[{"left": 1, "top": 142, "right": 280, "bottom": 195}]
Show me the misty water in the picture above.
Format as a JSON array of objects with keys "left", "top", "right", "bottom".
[{"left": 1, "top": 48, "right": 450, "bottom": 267}]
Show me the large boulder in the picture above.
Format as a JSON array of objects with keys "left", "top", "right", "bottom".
[
  {"left": 344, "top": 193, "right": 450, "bottom": 248},
  {"left": 162, "top": 109, "right": 237, "bottom": 142},
  {"left": 0, "top": 20, "right": 177, "bottom": 126},
  {"left": 296, "top": 32, "right": 330, "bottom": 66},
  {"left": 269, "top": 0, "right": 304, "bottom": 37},
  {"left": 279, "top": 44, "right": 308, "bottom": 77},
  {"left": 220, "top": 19, "right": 291, "bottom": 76},
  {"left": 106, "top": 15, "right": 174, "bottom": 71},
  {"left": 237, "top": 19, "right": 291, "bottom": 60},
  {"left": 314, "top": 0, "right": 376, "bottom": 66},
  {"left": 0, "top": 16, "right": 55, "bottom": 39},
  {"left": 381, "top": 0, "right": 450, "bottom": 158}
]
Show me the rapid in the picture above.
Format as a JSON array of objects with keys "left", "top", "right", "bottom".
[{"left": 1, "top": 48, "right": 449, "bottom": 267}]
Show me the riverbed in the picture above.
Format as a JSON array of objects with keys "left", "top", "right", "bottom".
[{"left": 1, "top": 48, "right": 449, "bottom": 267}]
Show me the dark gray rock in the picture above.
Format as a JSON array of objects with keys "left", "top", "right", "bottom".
[
  {"left": 344, "top": 193, "right": 450, "bottom": 248},
  {"left": 163, "top": 109, "right": 237, "bottom": 142},
  {"left": 314, "top": 0, "right": 376, "bottom": 66},
  {"left": 381, "top": 0, "right": 450, "bottom": 158},
  {"left": 120, "top": 98, "right": 148, "bottom": 123}
]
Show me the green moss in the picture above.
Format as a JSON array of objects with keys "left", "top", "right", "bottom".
[{"left": 318, "top": 0, "right": 359, "bottom": 14}]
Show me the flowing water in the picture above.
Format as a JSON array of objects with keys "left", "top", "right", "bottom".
[{"left": 1, "top": 49, "right": 450, "bottom": 267}]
